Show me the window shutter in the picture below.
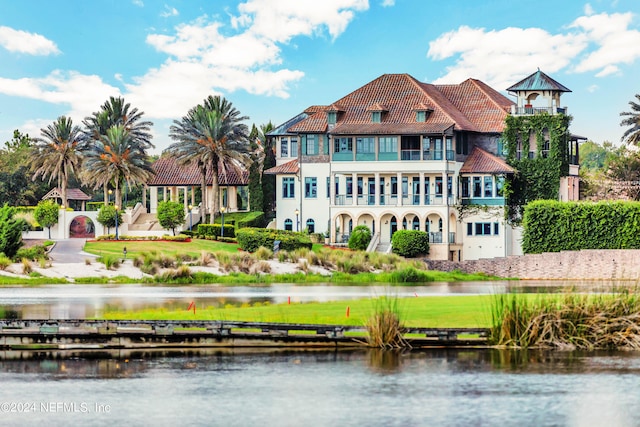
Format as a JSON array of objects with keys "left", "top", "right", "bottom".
[{"left": 301, "top": 135, "right": 307, "bottom": 155}]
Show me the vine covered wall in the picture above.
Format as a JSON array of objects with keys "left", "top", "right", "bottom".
[
  {"left": 522, "top": 200, "right": 640, "bottom": 254},
  {"left": 503, "top": 113, "right": 572, "bottom": 223}
]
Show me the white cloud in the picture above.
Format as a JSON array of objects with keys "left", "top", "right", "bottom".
[
  {"left": 0, "top": 26, "right": 60, "bottom": 55},
  {"left": 587, "top": 84, "right": 599, "bottom": 93},
  {"left": 570, "top": 12, "right": 640, "bottom": 75},
  {"left": 428, "top": 26, "right": 587, "bottom": 89},
  {"left": 0, "top": 70, "right": 120, "bottom": 119},
  {"left": 427, "top": 9, "right": 640, "bottom": 88},
  {"left": 160, "top": 5, "right": 179, "bottom": 18},
  {"left": 132, "top": 0, "right": 144, "bottom": 7},
  {"left": 381, "top": 0, "right": 395, "bottom": 6},
  {"left": 0, "top": 0, "right": 367, "bottom": 136}
]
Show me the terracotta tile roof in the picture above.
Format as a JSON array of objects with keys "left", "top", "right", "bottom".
[
  {"left": 331, "top": 122, "right": 453, "bottom": 135},
  {"left": 288, "top": 110, "right": 328, "bottom": 133},
  {"left": 149, "top": 156, "right": 248, "bottom": 186},
  {"left": 435, "top": 79, "right": 514, "bottom": 133},
  {"left": 42, "top": 188, "right": 92, "bottom": 201},
  {"left": 264, "top": 159, "right": 299, "bottom": 175},
  {"left": 460, "top": 147, "right": 515, "bottom": 174},
  {"left": 286, "top": 74, "right": 512, "bottom": 136},
  {"left": 507, "top": 69, "right": 571, "bottom": 93}
]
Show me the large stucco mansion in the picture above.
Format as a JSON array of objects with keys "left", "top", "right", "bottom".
[{"left": 265, "top": 70, "right": 584, "bottom": 261}]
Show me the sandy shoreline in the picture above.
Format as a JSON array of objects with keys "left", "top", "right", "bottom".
[{"left": 0, "top": 257, "right": 331, "bottom": 281}]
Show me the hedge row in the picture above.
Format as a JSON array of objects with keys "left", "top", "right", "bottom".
[
  {"left": 522, "top": 200, "right": 640, "bottom": 253},
  {"left": 197, "top": 224, "right": 236, "bottom": 239},
  {"left": 235, "top": 228, "right": 312, "bottom": 252},
  {"left": 96, "top": 234, "right": 190, "bottom": 242}
]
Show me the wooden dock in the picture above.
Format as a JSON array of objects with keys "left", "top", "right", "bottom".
[{"left": 0, "top": 320, "right": 490, "bottom": 351}]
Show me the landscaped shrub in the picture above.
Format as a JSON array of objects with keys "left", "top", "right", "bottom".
[
  {"left": 522, "top": 200, "right": 640, "bottom": 253},
  {"left": 15, "top": 245, "right": 46, "bottom": 261},
  {"left": 235, "top": 228, "right": 312, "bottom": 253},
  {"left": 391, "top": 230, "right": 430, "bottom": 258},
  {"left": 197, "top": 223, "right": 235, "bottom": 239},
  {"left": 348, "top": 225, "right": 372, "bottom": 251}
]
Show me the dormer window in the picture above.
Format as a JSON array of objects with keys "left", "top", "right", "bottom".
[
  {"left": 366, "top": 103, "right": 387, "bottom": 123},
  {"left": 414, "top": 104, "right": 433, "bottom": 122},
  {"left": 327, "top": 111, "right": 337, "bottom": 125}
]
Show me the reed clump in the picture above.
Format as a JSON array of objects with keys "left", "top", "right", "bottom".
[
  {"left": 491, "top": 291, "right": 640, "bottom": 350},
  {"left": 366, "top": 297, "right": 411, "bottom": 349}
]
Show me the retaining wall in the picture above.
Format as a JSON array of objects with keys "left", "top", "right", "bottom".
[{"left": 424, "top": 249, "right": 640, "bottom": 280}]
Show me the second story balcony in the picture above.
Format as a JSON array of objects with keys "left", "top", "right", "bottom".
[{"left": 511, "top": 105, "right": 567, "bottom": 116}]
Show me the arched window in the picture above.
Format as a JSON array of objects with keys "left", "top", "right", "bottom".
[
  {"left": 438, "top": 218, "right": 443, "bottom": 232},
  {"left": 402, "top": 218, "right": 408, "bottom": 230},
  {"left": 412, "top": 217, "right": 419, "bottom": 230},
  {"left": 284, "top": 219, "right": 293, "bottom": 231},
  {"left": 306, "top": 219, "right": 315, "bottom": 233}
]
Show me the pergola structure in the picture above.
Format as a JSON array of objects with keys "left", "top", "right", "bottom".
[{"left": 41, "top": 188, "right": 92, "bottom": 210}]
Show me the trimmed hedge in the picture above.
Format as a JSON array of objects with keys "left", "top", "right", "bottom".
[
  {"left": 348, "top": 225, "right": 372, "bottom": 251},
  {"left": 391, "top": 230, "right": 430, "bottom": 258},
  {"left": 522, "top": 200, "right": 640, "bottom": 253},
  {"left": 235, "top": 228, "right": 312, "bottom": 252},
  {"left": 197, "top": 223, "right": 236, "bottom": 239}
]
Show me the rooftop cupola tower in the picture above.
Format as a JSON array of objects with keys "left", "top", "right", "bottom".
[{"left": 507, "top": 69, "right": 571, "bottom": 116}]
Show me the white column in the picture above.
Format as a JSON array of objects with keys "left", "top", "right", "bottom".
[
  {"left": 397, "top": 172, "right": 402, "bottom": 206},
  {"left": 352, "top": 172, "right": 357, "bottom": 206},
  {"left": 375, "top": 172, "right": 380, "bottom": 205},
  {"left": 150, "top": 187, "right": 159, "bottom": 214}
]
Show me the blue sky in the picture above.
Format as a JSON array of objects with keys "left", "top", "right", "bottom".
[{"left": 0, "top": 0, "right": 639, "bottom": 153}]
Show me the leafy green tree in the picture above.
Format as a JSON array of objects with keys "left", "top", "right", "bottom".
[
  {"left": 34, "top": 200, "right": 60, "bottom": 239},
  {"left": 30, "top": 116, "right": 84, "bottom": 207},
  {"left": 157, "top": 201, "right": 185, "bottom": 235},
  {"left": 82, "top": 97, "right": 154, "bottom": 207},
  {"left": 0, "top": 130, "right": 49, "bottom": 206},
  {"left": 579, "top": 140, "right": 617, "bottom": 173},
  {"left": 96, "top": 204, "right": 122, "bottom": 236},
  {"left": 168, "top": 95, "right": 250, "bottom": 223},
  {"left": 0, "top": 204, "right": 24, "bottom": 258},
  {"left": 248, "top": 124, "right": 264, "bottom": 212},
  {"left": 259, "top": 122, "right": 276, "bottom": 214},
  {"left": 620, "top": 94, "right": 640, "bottom": 145},
  {"left": 348, "top": 225, "right": 372, "bottom": 251}
]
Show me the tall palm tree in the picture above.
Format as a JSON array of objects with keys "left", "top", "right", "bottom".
[
  {"left": 620, "top": 94, "right": 640, "bottom": 146},
  {"left": 30, "top": 116, "right": 84, "bottom": 207},
  {"left": 82, "top": 125, "right": 155, "bottom": 208},
  {"left": 82, "top": 97, "right": 154, "bottom": 205},
  {"left": 168, "top": 95, "right": 250, "bottom": 223}
]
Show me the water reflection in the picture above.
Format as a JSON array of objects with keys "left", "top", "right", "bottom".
[{"left": 0, "top": 280, "right": 634, "bottom": 320}]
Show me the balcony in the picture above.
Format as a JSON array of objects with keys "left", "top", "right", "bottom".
[{"left": 512, "top": 106, "right": 567, "bottom": 116}]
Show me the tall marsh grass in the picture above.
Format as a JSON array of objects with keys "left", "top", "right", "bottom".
[
  {"left": 366, "top": 296, "right": 410, "bottom": 349},
  {"left": 491, "top": 291, "right": 640, "bottom": 350}
]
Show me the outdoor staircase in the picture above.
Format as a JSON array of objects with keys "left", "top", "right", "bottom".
[
  {"left": 127, "top": 213, "right": 163, "bottom": 231},
  {"left": 376, "top": 243, "right": 391, "bottom": 253}
]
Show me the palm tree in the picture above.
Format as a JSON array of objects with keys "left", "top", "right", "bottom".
[
  {"left": 81, "top": 125, "right": 155, "bottom": 209},
  {"left": 30, "top": 116, "right": 84, "bottom": 207},
  {"left": 168, "top": 95, "right": 250, "bottom": 222},
  {"left": 620, "top": 94, "right": 640, "bottom": 145},
  {"left": 82, "top": 97, "right": 154, "bottom": 205}
]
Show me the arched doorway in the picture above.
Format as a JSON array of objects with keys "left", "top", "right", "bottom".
[
  {"left": 69, "top": 215, "right": 95, "bottom": 238},
  {"left": 306, "top": 218, "right": 315, "bottom": 233},
  {"left": 390, "top": 216, "right": 397, "bottom": 237}
]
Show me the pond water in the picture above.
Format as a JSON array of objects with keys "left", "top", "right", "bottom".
[
  {"left": 1, "top": 348, "right": 639, "bottom": 427},
  {"left": 0, "top": 280, "right": 622, "bottom": 319}
]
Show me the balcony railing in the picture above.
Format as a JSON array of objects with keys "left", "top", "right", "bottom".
[
  {"left": 401, "top": 149, "right": 421, "bottom": 160},
  {"left": 429, "top": 232, "right": 442, "bottom": 244},
  {"left": 513, "top": 106, "right": 567, "bottom": 115},
  {"left": 449, "top": 232, "right": 456, "bottom": 244},
  {"left": 334, "top": 193, "right": 455, "bottom": 207}
]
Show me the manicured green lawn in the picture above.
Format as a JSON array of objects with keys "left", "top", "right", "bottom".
[
  {"left": 84, "top": 239, "right": 241, "bottom": 259},
  {"left": 100, "top": 295, "right": 498, "bottom": 328}
]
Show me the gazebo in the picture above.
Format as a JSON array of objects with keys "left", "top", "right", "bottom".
[{"left": 41, "top": 188, "right": 92, "bottom": 210}]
